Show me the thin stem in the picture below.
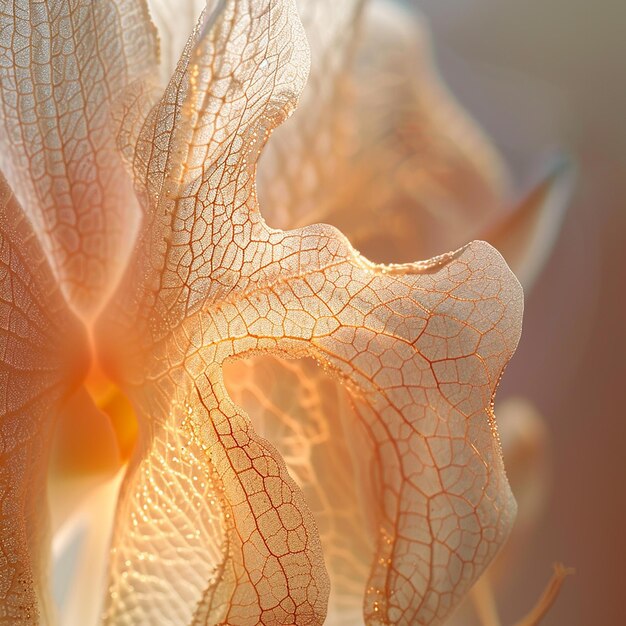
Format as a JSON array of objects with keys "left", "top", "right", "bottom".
[{"left": 513, "top": 563, "right": 574, "bottom": 626}]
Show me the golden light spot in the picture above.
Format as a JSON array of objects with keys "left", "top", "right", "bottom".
[
  {"left": 84, "top": 364, "right": 139, "bottom": 463},
  {"left": 53, "top": 363, "right": 139, "bottom": 475}
]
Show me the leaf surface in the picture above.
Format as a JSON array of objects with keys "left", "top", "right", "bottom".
[
  {"left": 98, "top": 0, "right": 524, "bottom": 624},
  {"left": 0, "top": 174, "right": 86, "bottom": 624},
  {"left": 0, "top": 0, "right": 158, "bottom": 315}
]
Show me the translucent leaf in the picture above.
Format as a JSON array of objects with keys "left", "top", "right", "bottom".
[
  {"left": 258, "top": 0, "right": 509, "bottom": 262},
  {"left": 0, "top": 174, "right": 87, "bottom": 622},
  {"left": 0, "top": 0, "right": 158, "bottom": 316},
  {"left": 96, "top": 0, "right": 524, "bottom": 623},
  {"left": 258, "top": 0, "right": 570, "bottom": 289}
]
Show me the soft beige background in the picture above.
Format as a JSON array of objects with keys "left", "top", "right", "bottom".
[{"left": 418, "top": 1, "right": 626, "bottom": 624}]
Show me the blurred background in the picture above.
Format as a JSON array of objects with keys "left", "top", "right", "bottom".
[{"left": 417, "top": 0, "right": 625, "bottom": 624}]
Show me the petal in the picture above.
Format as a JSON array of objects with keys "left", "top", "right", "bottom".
[
  {"left": 444, "top": 398, "right": 550, "bottom": 626},
  {"left": 224, "top": 355, "right": 373, "bottom": 626},
  {"left": 105, "top": 238, "right": 523, "bottom": 626},
  {"left": 113, "top": 0, "right": 310, "bottom": 323},
  {"left": 187, "top": 239, "right": 522, "bottom": 625},
  {"left": 482, "top": 158, "right": 574, "bottom": 291},
  {"left": 257, "top": 0, "right": 363, "bottom": 230},
  {"left": 343, "top": 0, "right": 507, "bottom": 262},
  {"left": 258, "top": 0, "right": 509, "bottom": 262},
  {"left": 103, "top": 401, "right": 227, "bottom": 625},
  {"left": 0, "top": 174, "right": 87, "bottom": 622},
  {"left": 0, "top": 0, "right": 158, "bottom": 316},
  {"left": 195, "top": 369, "right": 329, "bottom": 625},
  {"left": 146, "top": 0, "right": 206, "bottom": 85},
  {"left": 98, "top": 0, "right": 523, "bottom": 623}
]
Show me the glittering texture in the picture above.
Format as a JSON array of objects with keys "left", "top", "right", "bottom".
[
  {"left": 0, "top": 0, "right": 528, "bottom": 624},
  {"left": 96, "top": 0, "right": 523, "bottom": 624},
  {"left": 0, "top": 173, "right": 86, "bottom": 623},
  {"left": 0, "top": 0, "right": 158, "bottom": 315}
]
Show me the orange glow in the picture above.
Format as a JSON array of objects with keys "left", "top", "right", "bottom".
[
  {"left": 83, "top": 364, "right": 139, "bottom": 464},
  {"left": 0, "top": 0, "right": 586, "bottom": 623},
  {"left": 53, "top": 364, "right": 138, "bottom": 476}
]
